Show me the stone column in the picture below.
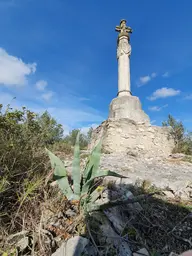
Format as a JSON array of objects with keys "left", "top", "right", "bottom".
[{"left": 115, "top": 20, "right": 132, "bottom": 97}]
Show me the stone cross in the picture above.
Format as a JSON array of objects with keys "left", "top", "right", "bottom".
[
  {"left": 115, "top": 19, "right": 132, "bottom": 41},
  {"left": 115, "top": 19, "right": 132, "bottom": 97}
]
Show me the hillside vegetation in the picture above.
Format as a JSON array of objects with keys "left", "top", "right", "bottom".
[
  {"left": 0, "top": 105, "right": 191, "bottom": 255},
  {"left": 0, "top": 105, "right": 92, "bottom": 235}
]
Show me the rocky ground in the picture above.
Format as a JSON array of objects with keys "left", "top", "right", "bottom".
[
  {"left": 100, "top": 152, "right": 192, "bottom": 200},
  {"left": 2, "top": 152, "right": 191, "bottom": 256}
]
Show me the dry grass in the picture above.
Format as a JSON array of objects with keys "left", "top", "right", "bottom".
[{"left": 127, "top": 185, "right": 192, "bottom": 255}]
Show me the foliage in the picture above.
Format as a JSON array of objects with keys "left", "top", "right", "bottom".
[
  {"left": 0, "top": 104, "right": 63, "bottom": 229},
  {"left": 87, "top": 127, "right": 93, "bottom": 143},
  {"left": 162, "top": 114, "right": 185, "bottom": 144},
  {"left": 37, "top": 110, "right": 63, "bottom": 144},
  {"left": 162, "top": 114, "right": 192, "bottom": 154},
  {"left": 63, "top": 127, "right": 93, "bottom": 149},
  {"left": 46, "top": 134, "right": 125, "bottom": 213},
  {"left": 51, "top": 140, "right": 73, "bottom": 154}
]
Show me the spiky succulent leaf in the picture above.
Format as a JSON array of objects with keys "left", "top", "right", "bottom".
[
  {"left": 89, "top": 187, "right": 105, "bottom": 203},
  {"left": 72, "top": 132, "right": 81, "bottom": 196},
  {"left": 46, "top": 149, "right": 74, "bottom": 199},
  {"left": 82, "top": 169, "right": 126, "bottom": 194},
  {"left": 83, "top": 140, "right": 102, "bottom": 182}
]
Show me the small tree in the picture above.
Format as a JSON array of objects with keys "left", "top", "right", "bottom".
[
  {"left": 37, "top": 111, "right": 63, "bottom": 144},
  {"left": 87, "top": 127, "right": 93, "bottom": 143},
  {"left": 63, "top": 128, "right": 94, "bottom": 149},
  {"left": 162, "top": 114, "right": 185, "bottom": 146},
  {"left": 162, "top": 114, "right": 192, "bottom": 154}
]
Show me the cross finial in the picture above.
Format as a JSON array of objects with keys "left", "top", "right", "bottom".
[{"left": 115, "top": 19, "right": 132, "bottom": 40}]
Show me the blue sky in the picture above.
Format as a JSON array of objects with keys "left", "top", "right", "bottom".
[{"left": 0, "top": 0, "right": 192, "bottom": 133}]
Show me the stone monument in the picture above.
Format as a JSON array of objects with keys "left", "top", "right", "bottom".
[
  {"left": 89, "top": 19, "right": 174, "bottom": 157},
  {"left": 109, "top": 20, "right": 150, "bottom": 124}
]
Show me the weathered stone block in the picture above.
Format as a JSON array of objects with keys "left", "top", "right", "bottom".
[
  {"left": 109, "top": 96, "right": 150, "bottom": 124},
  {"left": 89, "top": 119, "right": 174, "bottom": 157}
]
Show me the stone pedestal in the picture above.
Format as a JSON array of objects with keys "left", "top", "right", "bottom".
[
  {"left": 89, "top": 119, "right": 174, "bottom": 157},
  {"left": 109, "top": 96, "right": 150, "bottom": 124}
]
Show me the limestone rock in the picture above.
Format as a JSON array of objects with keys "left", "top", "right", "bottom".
[
  {"left": 52, "top": 236, "right": 89, "bottom": 256},
  {"left": 89, "top": 119, "right": 174, "bottom": 158},
  {"left": 92, "top": 211, "right": 132, "bottom": 256},
  {"left": 99, "top": 153, "right": 192, "bottom": 200},
  {"left": 133, "top": 248, "right": 149, "bottom": 256}
]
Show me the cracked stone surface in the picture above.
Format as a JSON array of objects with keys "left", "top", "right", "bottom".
[{"left": 100, "top": 153, "right": 192, "bottom": 199}]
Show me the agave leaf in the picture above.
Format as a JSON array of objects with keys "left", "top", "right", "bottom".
[
  {"left": 45, "top": 148, "right": 74, "bottom": 199},
  {"left": 72, "top": 132, "right": 81, "bottom": 196},
  {"left": 86, "top": 202, "right": 102, "bottom": 212},
  {"left": 89, "top": 187, "right": 104, "bottom": 203},
  {"left": 83, "top": 140, "right": 102, "bottom": 182},
  {"left": 82, "top": 169, "right": 127, "bottom": 194}
]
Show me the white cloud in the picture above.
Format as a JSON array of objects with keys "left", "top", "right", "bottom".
[
  {"left": 35, "top": 80, "right": 48, "bottom": 91},
  {"left": 184, "top": 94, "right": 192, "bottom": 100},
  {"left": 41, "top": 91, "right": 54, "bottom": 101},
  {"left": 148, "top": 87, "right": 180, "bottom": 101},
  {"left": 0, "top": 48, "right": 36, "bottom": 86},
  {"left": 47, "top": 107, "right": 104, "bottom": 128},
  {"left": 0, "top": 91, "right": 104, "bottom": 133},
  {"left": 137, "top": 72, "right": 157, "bottom": 87},
  {"left": 79, "top": 97, "right": 90, "bottom": 102},
  {"left": 148, "top": 104, "right": 168, "bottom": 111},
  {"left": 138, "top": 75, "right": 151, "bottom": 86},
  {"left": 151, "top": 120, "right": 156, "bottom": 124},
  {"left": 151, "top": 72, "right": 157, "bottom": 78},
  {"left": 162, "top": 72, "right": 169, "bottom": 78},
  {"left": 80, "top": 123, "right": 99, "bottom": 134}
]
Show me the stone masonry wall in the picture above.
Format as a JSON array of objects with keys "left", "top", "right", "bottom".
[{"left": 89, "top": 119, "right": 174, "bottom": 157}]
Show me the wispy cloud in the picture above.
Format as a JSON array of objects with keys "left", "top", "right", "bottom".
[
  {"left": 0, "top": 48, "right": 36, "bottom": 86},
  {"left": 151, "top": 120, "right": 156, "bottom": 124},
  {"left": 148, "top": 104, "right": 168, "bottom": 111},
  {"left": 80, "top": 123, "right": 99, "bottom": 134},
  {"left": 137, "top": 72, "right": 157, "bottom": 87},
  {"left": 35, "top": 80, "right": 48, "bottom": 91},
  {"left": 47, "top": 107, "right": 104, "bottom": 128},
  {"left": 41, "top": 91, "right": 54, "bottom": 101},
  {"left": 0, "top": 47, "right": 104, "bottom": 131},
  {"left": 151, "top": 72, "right": 157, "bottom": 78},
  {"left": 79, "top": 97, "right": 90, "bottom": 102},
  {"left": 148, "top": 87, "right": 180, "bottom": 101},
  {"left": 162, "top": 72, "right": 169, "bottom": 78}
]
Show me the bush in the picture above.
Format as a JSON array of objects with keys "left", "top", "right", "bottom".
[
  {"left": 0, "top": 104, "right": 63, "bottom": 231},
  {"left": 162, "top": 114, "right": 192, "bottom": 155},
  {"left": 51, "top": 140, "right": 73, "bottom": 155},
  {"left": 63, "top": 128, "right": 93, "bottom": 149}
]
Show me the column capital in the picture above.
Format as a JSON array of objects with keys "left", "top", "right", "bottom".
[{"left": 117, "top": 37, "right": 132, "bottom": 59}]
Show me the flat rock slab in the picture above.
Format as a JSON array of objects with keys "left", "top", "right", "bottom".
[
  {"left": 100, "top": 153, "right": 192, "bottom": 199},
  {"left": 52, "top": 236, "right": 89, "bottom": 256}
]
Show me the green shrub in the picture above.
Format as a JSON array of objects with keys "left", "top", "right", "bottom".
[
  {"left": 0, "top": 104, "right": 63, "bottom": 230},
  {"left": 63, "top": 128, "right": 93, "bottom": 149},
  {"left": 162, "top": 114, "right": 192, "bottom": 155},
  {"left": 51, "top": 140, "right": 73, "bottom": 155}
]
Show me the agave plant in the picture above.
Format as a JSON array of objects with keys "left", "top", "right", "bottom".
[{"left": 46, "top": 133, "right": 125, "bottom": 213}]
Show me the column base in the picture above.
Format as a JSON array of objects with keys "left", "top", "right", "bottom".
[
  {"left": 108, "top": 95, "right": 150, "bottom": 124},
  {"left": 117, "top": 90, "right": 132, "bottom": 97}
]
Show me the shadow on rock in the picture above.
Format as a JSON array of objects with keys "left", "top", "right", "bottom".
[{"left": 51, "top": 180, "right": 191, "bottom": 256}]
